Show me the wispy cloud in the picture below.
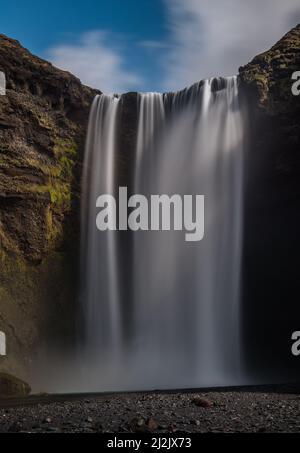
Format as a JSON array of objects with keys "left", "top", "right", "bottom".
[
  {"left": 163, "top": 0, "right": 300, "bottom": 91},
  {"left": 45, "top": 3, "right": 300, "bottom": 94},
  {"left": 138, "top": 40, "right": 170, "bottom": 50},
  {"left": 46, "top": 31, "right": 143, "bottom": 93}
]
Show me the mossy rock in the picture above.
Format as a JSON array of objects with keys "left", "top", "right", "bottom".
[{"left": 0, "top": 373, "right": 31, "bottom": 399}]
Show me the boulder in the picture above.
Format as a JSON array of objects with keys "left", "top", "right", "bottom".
[
  {"left": 0, "top": 373, "right": 31, "bottom": 398},
  {"left": 192, "top": 396, "right": 214, "bottom": 408}
]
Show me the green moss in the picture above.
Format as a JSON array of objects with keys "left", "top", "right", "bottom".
[
  {"left": 23, "top": 184, "right": 49, "bottom": 194},
  {"left": 23, "top": 180, "right": 72, "bottom": 212},
  {"left": 45, "top": 207, "right": 62, "bottom": 245},
  {"left": 50, "top": 137, "right": 78, "bottom": 181},
  {"left": 2, "top": 254, "right": 27, "bottom": 275},
  {"left": 53, "top": 138, "right": 78, "bottom": 159},
  {"left": 35, "top": 163, "right": 61, "bottom": 178},
  {"left": 254, "top": 73, "right": 268, "bottom": 83},
  {"left": 12, "top": 136, "right": 80, "bottom": 214},
  {"left": 59, "top": 155, "right": 75, "bottom": 180},
  {"left": 48, "top": 181, "right": 71, "bottom": 210},
  {"left": 36, "top": 112, "right": 54, "bottom": 130}
]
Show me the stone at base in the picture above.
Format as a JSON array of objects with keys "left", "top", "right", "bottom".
[{"left": 0, "top": 373, "right": 31, "bottom": 398}]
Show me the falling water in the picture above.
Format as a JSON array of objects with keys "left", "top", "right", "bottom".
[
  {"left": 81, "top": 94, "right": 122, "bottom": 356},
  {"left": 80, "top": 76, "right": 244, "bottom": 391}
]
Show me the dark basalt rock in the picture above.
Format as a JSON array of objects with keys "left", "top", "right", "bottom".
[
  {"left": 239, "top": 25, "right": 300, "bottom": 180},
  {"left": 239, "top": 24, "right": 300, "bottom": 380},
  {"left": 0, "top": 34, "right": 99, "bottom": 378},
  {"left": 0, "top": 372, "right": 31, "bottom": 398},
  {"left": 0, "top": 34, "right": 100, "bottom": 260}
]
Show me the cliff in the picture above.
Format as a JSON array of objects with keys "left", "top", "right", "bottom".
[
  {"left": 0, "top": 35, "right": 99, "bottom": 378},
  {"left": 240, "top": 24, "right": 300, "bottom": 178},
  {"left": 239, "top": 24, "right": 300, "bottom": 378}
]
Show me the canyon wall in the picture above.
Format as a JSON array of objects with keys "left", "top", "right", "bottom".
[
  {"left": 0, "top": 35, "right": 99, "bottom": 378},
  {"left": 239, "top": 24, "right": 300, "bottom": 379},
  {"left": 0, "top": 24, "right": 299, "bottom": 382}
]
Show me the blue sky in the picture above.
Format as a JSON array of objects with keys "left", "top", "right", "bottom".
[
  {"left": 1, "top": 0, "right": 299, "bottom": 93},
  {"left": 0, "top": 0, "right": 168, "bottom": 91}
]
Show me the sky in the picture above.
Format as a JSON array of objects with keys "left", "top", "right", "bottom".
[{"left": 0, "top": 0, "right": 300, "bottom": 93}]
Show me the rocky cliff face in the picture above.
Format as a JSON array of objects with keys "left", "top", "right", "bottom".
[
  {"left": 239, "top": 24, "right": 300, "bottom": 379},
  {"left": 0, "top": 35, "right": 99, "bottom": 378},
  {"left": 240, "top": 24, "right": 300, "bottom": 178}
]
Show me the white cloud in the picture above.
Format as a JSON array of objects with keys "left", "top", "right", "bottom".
[
  {"left": 45, "top": 4, "right": 300, "bottom": 93},
  {"left": 139, "top": 40, "right": 170, "bottom": 50},
  {"left": 47, "top": 31, "right": 143, "bottom": 93},
  {"left": 163, "top": 0, "right": 300, "bottom": 91}
]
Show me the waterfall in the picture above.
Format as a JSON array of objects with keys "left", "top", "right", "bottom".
[
  {"left": 81, "top": 76, "right": 244, "bottom": 391},
  {"left": 81, "top": 94, "right": 122, "bottom": 356}
]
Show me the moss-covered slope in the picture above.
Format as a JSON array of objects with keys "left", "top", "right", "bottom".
[{"left": 0, "top": 35, "right": 99, "bottom": 378}]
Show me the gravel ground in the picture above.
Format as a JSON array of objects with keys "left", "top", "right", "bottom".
[{"left": 0, "top": 386, "right": 300, "bottom": 433}]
